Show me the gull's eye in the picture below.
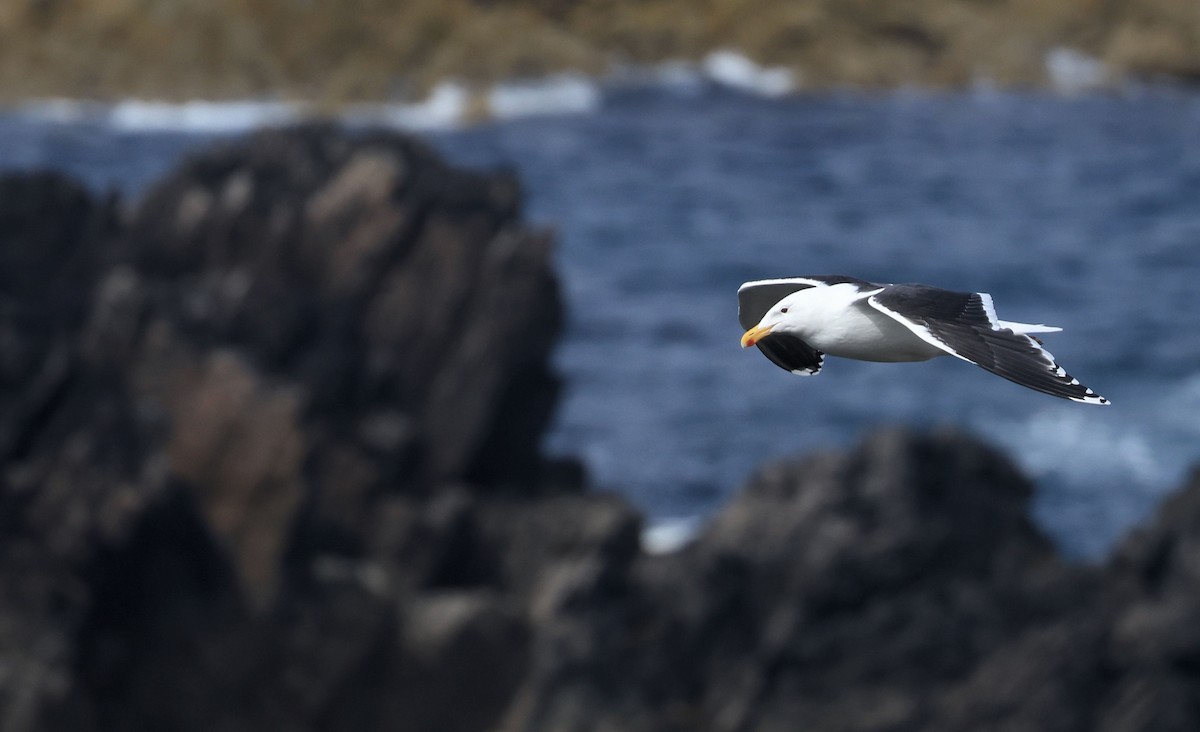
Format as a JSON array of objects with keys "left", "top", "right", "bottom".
[{"left": 780, "top": 307, "right": 789, "bottom": 314}]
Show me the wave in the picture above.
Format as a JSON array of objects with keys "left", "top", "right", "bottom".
[
  {"left": 610, "top": 55, "right": 796, "bottom": 99},
  {"left": 9, "top": 48, "right": 1132, "bottom": 137},
  {"left": 344, "top": 82, "right": 470, "bottom": 131},
  {"left": 702, "top": 50, "right": 794, "bottom": 98},
  {"left": 108, "top": 100, "right": 304, "bottom": 133},
  {"left": 15, "top": 98, "right": 102, "bottom": 125},
  {"left": 12, "top": 50, "right": 799, "bottom": 135},
  {"left": 649, "top": 61, "right": 707, "bottom": 95},
  {"left": 1044, "top": 48, "right": 1110, "bottom": 94},
  {"left": 17, "top": 97, "right": 304, "bottom": 133},
  {"left": 14, "top": 74, "right": 603, "bottom": 134},
  {"left": 642, "top": 515, "right": 702, "bottom": 554},
  {"left": 977, "top": 375, "right": 1200, "bottom": 556},
  {"left": 985, "top": 409, "right": 1169, "bottom": 489},
  {"left": 488, "top": 73, "right": 602, "bottom": 119}
]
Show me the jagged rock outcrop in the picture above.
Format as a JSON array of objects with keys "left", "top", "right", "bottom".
[
  {"left": 105, "top": 126, "right": 567, "bottom": 595},
  {"left": 3, "top": 126, "right": 1200, "bottom": 732},
  {"left": 499, "top": 429, "right": 1106, "bottom": 732},
  {"left": 1101, "top": 468, "right": 1200, "bottom": 731},
  {"left": 502, "top": 431, "right": 1200, "bottom": 732},
  {"left": 0, "top": 125, "right": 589, "bottom": 731}
]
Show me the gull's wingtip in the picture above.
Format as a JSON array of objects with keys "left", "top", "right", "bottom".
[{"left": 1070, "top": 391, "right": 1110, "bottom": 406}]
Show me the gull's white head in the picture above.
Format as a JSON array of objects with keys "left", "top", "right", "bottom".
[{"left": 740, "top": 292, "right": 805, "bottom": 348}]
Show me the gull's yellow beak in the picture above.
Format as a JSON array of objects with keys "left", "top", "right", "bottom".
[{"left": 740, "top": 324, "right": 774, "bottom": 348}]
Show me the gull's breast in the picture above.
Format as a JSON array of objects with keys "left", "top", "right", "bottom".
[{"left": 807, "top": 303, "right": 944, "bottom": 363}]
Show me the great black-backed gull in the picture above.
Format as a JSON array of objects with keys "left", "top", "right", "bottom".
[{"left": 738, "top": 275, "right": 1109, "bottom": 405}]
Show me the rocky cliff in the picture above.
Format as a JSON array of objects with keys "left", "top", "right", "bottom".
[{"left": 2, "top": 126, "right": 1200, "bottom": 731}]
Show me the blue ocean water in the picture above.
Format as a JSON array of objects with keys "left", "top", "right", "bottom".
[{"left": 3, "top": 85, "right": 1199, "bottom": 557}]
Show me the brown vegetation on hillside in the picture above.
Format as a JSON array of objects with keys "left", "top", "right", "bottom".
[{"left": 0, "top": 0, "right": 1195, "bottom": 102}]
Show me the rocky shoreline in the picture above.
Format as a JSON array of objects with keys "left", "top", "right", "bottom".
[
  {"left": 2, "top": 126, "right": 1200, "bottom": 731},
  {"left": 0, "top": 0, "right": 1197, "bottom": 103}
]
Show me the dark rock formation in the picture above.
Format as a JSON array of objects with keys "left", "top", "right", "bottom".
[
  {"left": 3, "top": 126, "right": 1200, "bottom": 732},
  {"left": 501, "top": 431, "right": 1200, "bottom": 732},
  {"left": 104, "top": 125, "right": 566, "bottom": 595},
  {"left": 0, "top": 125, "right": 587, "bottom": 731},
  {"left": 499, "top": 429, "right": 1105, "bottom": 732},
  {"left": 1101, "top": 468, "right": 1200, "bottom": 732}
]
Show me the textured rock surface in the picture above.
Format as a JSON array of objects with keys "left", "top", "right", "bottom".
[
  {"left": 497, "top": 429, "right": 1103, "bottom": 732},
  {"left": 3, "top": 127, "right": 1200, "bottom": 732},
  {"left": 0, "top": 126, "right": 581, "bottom": 730}
]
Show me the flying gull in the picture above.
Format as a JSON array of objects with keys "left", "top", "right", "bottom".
[{"left": 738, "top": 275, "right": 1108, "bottom": 404}]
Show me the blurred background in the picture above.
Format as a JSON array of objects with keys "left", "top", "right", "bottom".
[
  {"left": 2, "top": 1, "right": 1200, "bottom": 730},
  {"left": 5, "top": 0, "right": 1198, "bottom": 555}
]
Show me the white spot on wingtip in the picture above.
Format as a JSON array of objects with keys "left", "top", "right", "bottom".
[{"left": 979, "top": 292, "right": 999, "bottom": 327}]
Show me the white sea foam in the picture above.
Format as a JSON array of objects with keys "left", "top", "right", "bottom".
[
  {"left": 345, "top": 75, "right": 602, "bottom": 130},
  {"left": 605, "top": 60, "right": 706, "bottom": 98},
  {"left": 642, "top": 515, "right": 702, "bottom": 554},
  {"left": 487, "top": 73, "right": 601, "bottom": 120},
  {"left": 653, "top": 60, "right": 707, "bottom": 95},
  {"left": 17, "top": 97, "right": 305, "bottom": 132},
  {"left": 978, "top": 375, "right": 1200, "bottom": 525},
  {"left": 350, "top": 82, "right": 471, "bottom": 131},
  {"left": 18, "top": 98, "right": 102, "bottom": 124},
  {"left": 702, "top": 50, "right": 794, "bottom": 98},
  {"left": 988, "top": 409, "right": 1168, "bottom": 488},
  {"left": 106, "top": 99, "right": 304, "bottom": 133},
  {"left": 14, "top": 51, "right": 803, "bottom": 134},
  {"left": 1045, "top": 48, "right": 1109, "bottom": 94},
  {"left": 20, "top": 82, "right": 475, "bottom": 134},
  {"left": 976, "top": 389, "right": 1200, "bottom": 558}
]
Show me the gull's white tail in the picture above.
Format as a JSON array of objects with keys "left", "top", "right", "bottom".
[{"left": 999, "top": 320, "right": 1062, "bottom": 334}]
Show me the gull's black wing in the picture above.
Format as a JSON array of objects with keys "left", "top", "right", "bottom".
[
  {"left": 867, "top": 284, "right": 1109, "bottom": 404},
  {"left": 756, "top": 334, "right": 825, "bottom": 376}
]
